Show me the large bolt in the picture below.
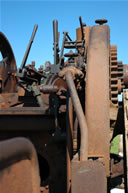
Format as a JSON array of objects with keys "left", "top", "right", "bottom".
[{"left": 95, "top": 19, "right": 108, "bottom": 25}]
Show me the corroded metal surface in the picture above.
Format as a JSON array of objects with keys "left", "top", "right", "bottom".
[
  {"left": 72, "top": 160, "right": 107, "bottom": 193},
  {"left": 0, "top": 137, "right": 40, "bottom": 193},
  {"left": 66, "top": 97, "right": 73, "bottom": 193},
  {"left": 0, "top": 32, "right": 17, "bottom": 93},
  {"left": 85, "top": 25, "right": 110, "bottom": 175},
  {"left": 111, "top": 159, "right": 124, "bottom": 178},
  {"left": 0, "top": 17, "right": 127, "bottom": 193},
  {"left": 110, "top": 46, "right": 125, "bottom": 107},
  {"left": 65, "top": 70, "right": 88, "bottom": 161}
]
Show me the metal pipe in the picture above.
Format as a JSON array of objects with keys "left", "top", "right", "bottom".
[
  {"left": 65, "top": 70, "right": 88, "bottom": 161},
  {"left": 40, "top": 85, "right": 59, "bottom": 94},
  {"left": 66, "top": 97, "right": 73, "bottom": 193},
  {"left": 73, "top": 117, "right": 78, "bottom": 152},
  {"left": 53, "top": 20, "right": 59, "bottom": 65}
]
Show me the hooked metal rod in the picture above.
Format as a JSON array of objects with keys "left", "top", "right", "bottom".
[{"left": 65, "top": 70, "right": 88, "bottom": 161}]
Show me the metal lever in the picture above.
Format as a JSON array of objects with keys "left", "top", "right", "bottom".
[
  {"left": 79, "top": 16, "right": 84, "bottom": 41},
  {"left": 20, "top": 24, "right": 38, "bottom": 72}
]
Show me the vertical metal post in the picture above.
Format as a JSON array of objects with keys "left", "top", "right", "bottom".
[
  {"left": 59, "top": 31, "right": 67, "bottom": 67},
  {"left": 53, "top": 20, "right": 59, "bottom": 65}
]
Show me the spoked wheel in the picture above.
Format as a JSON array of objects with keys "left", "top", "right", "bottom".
[{"left": 0, "top": 32, "right": 17, "bottom": 92}]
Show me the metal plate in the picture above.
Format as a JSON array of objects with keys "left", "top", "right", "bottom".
[{"left": 72, "top": 160, "right": 106, "bottom": 193}]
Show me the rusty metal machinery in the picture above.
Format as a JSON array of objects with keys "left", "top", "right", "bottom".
[{"left": 0, "top": 17, "right": 128, "bottom": 193}]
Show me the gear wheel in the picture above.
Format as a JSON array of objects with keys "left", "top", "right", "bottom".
[{"left": 110, "top": 45, "right": 124, "bottom": 107}]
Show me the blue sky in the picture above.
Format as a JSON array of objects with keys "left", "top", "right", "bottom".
[{"left": 1, "top": 1, "right": 128, "bottom": 68}]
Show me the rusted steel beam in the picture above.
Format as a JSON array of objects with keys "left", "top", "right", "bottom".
[
  {"left": 85, "top": 25, "right": 110, "bottom": 175},
  {"left": 0, "top": 114, "right": 55, "bottom": 131},
  {"left": 0, "top": 107, "right": 51, "bottom": 115}
]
